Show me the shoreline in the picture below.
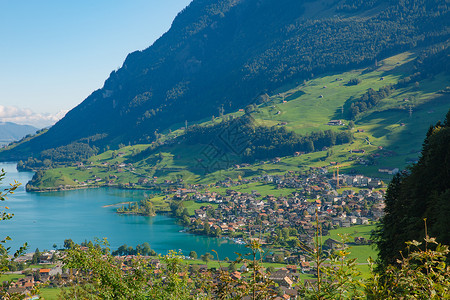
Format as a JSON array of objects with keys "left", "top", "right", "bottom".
[
  {"left": 103, "top": 201, "right": 134, "bottom": 208},
  {"left": 26, "top": 183, "right": 160, "bottom": 193}
]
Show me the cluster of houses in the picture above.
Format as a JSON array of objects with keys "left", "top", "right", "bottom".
[
  {"left": 3, "top": 251, "right": 66, "bottom": 298},
  {"left": 179, "top": 170, "right": 384, "bottom": 261}
]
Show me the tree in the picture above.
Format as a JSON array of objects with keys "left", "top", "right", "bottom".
[
  {"left": 140, "top": 242, "right": 151, "bottom": 256},
  {"left": 31, "top": 248, "right": 40, "bottom": 264},
  {"left": 60, "top": 240, "right": 155, "bottom": 299},
  {"left": 200, "top": 252, "right": 213, "bottom": 262},
  {"left": 189, "top": 251, "right": 197, "bottom": 259},
  {"left": 64, "top": 239, "right": 75, "bottom": 250},
  {"left": 203, "top": 222, "right": 211, "bottom": 235},
  {"left": 228, "top": 262, "right": 237, "bottom": 272},
  {"left": 0, "top": 171, "right": 29, "bottom": 299},
  {"left": 373, "top": 109, "right": 450, "bottom": 267},
  {"left": 307, "top": 140, "right": 315, "bottom": 152},
  {"left": 347, "top": 120, "right": 355, "bottom": 130},
  {"left": 0, "top": 174, "right": 22, "bottom": 271}
]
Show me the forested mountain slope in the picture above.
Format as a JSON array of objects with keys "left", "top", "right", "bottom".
[
  {"left": 1, "top": 0, "right": 449, "bottom": 160},
  {"left": 374, "top": 109, "right": 450, "bottom": 266}
]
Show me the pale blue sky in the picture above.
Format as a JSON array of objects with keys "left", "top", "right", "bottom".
[{"left": 0, "top": 0, "right": 191, "bottom": 126}]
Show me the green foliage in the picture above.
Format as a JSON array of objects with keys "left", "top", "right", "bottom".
[
  {"left": 0, "top": 170, "right": 30, "bottom": 299},
  {"left": 373, "top": 109, "right": 450, "bottom": 267},
  {"left": 189, "top": 251, "right": 198, "bottom": 259},
  {"left": 64, "top": 239, "right": 75, "bottom": 250},
  {"left": 365, "top": 226, "right": 450, "bottom": 299},
  {"left": 117, "top": 198, "right": 156, "bottom": 216},
  {"left": 298, "top": 215, "right": 364, "bottom": 299},
  {"left": 112, "top": 242, "right": 156, "bottom": 256},
  {"left": 345, "top": 85, "right": 394, "bottom": 119},
  {"left": 62, "top": 242, "right": 205, "bottom": 300},
  {"left": 58, "top": 225, "right": 450, "bottom": 299},
  {"left": 182, "top": 115, "right": 352, "bottom": 163},
  {"left": 61, "top": 240, "right": 154, "bottom": 299},
  {"left": 212, "top": 240, "right": 277, "bottom": 299},
  {"left": 346, "top": 78, "right": 362, "bottom": 86}
]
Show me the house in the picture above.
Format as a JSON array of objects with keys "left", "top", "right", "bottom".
[
  {"left": 368, "top": 179, "right": 383, "bottom": 188},
  {"left": 350, "top": 149, "right": 365, "bottom": 154},
  {"left": 231, "top": 271, "right": 242, "bottom": 280},
  {"left": 327, "top": 120, "right": 343, "bottom": 126},
  {"left": 356, "top": 217, "right": 369, "bottom": 225},
  {"left": 324, "top": 238, "right": 344, "bottom": 250},
  {"left": 347, "top": 216, "right": 357, "bottom": 224},
  {"left": 194, "top": 209, "right": 206, "bottom": 218},
  {"left": 270, "top": 270, "right": 290, "bottom": 281},
  {"left": 378, "top": 167, "right": 399, "bottom": 174},
  {"left": 300, "top": 261, "right": 311, "bottom": 273},
  {"left": 39, "top": 269, "right": 51, "bottom": 281},
  {"left": 150, "top": 259, "right": 161, "bottom": 268},
  {"left": 281, "top": 276, "right": 294, "bottom": 288},
  {"left": 240, "top": 263, "right": 249, "bottom": 272},
  {"left": 6, "top": 287, "right": 28, "bottom": 296},
  {"left": 198, "top": 264, "right": 208, "bottom": 271},
  {"left": 354, "top": 237, "right": 367, "bottom": 244}
]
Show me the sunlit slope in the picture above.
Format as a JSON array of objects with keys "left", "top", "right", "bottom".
[{"left": 28, "top": 52, "right": 450, "bottom": 189}]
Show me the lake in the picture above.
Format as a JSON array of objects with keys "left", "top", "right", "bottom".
[{"left": 0, "top": 162, "right": 246, "bottom": 259}]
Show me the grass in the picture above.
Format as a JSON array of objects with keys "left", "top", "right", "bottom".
[
  {"left": 326, "top": 224, "right": 376, "bottom": 241},
  {"left": 0, "top": 273, "right": 25, "bottom": 282},
  {"left": 207, "top": 182, "right": 297, "bottom": 198},
  {"left": 324, "top": 224, "right": 379, "bottom": 277},
  {"left": 26, "top": 264, "right": 56, "bottom": 269},
  {"left": 39, "top": 287, "right": 62, "bottom": 300},
  {"left": 183, "top": 200, "right": 218, "bottom": 215}
]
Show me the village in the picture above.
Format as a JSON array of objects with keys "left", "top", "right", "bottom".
[
  {"left": 4, "top": 168, "right": 386, "bottom": 299},
  {"left": 171, "top": 168, "right": 384, "bottom": 256}
]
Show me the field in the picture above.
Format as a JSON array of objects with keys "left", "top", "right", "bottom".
[
  {"left": 39, "top": 287, "right": 62, "bottom": 300},
  {"left": 0, "top": 273, "right": 25, "bottom": 282},
  {"left": 324, "top": 224, "right": 378, "bottom": 277},
  {"left": 207, "top": 182, "right": 297, "bottom": 198}
]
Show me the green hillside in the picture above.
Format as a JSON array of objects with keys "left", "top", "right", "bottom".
[
  {"left": 26, "top": 51, "right": 450, "bottom": 190},
  {"left": 1, "top": 0, "right": 449, "bottom": 160}
]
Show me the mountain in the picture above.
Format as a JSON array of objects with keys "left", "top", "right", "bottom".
[
  {"left": 1, "top": 0, "right": 449, "bottom": 160},
  {"left": 23, "top": 49, "right": 450, "bottom": 190},
  {"left": 0, "top": 122, "right": 38, "bottom": 145}
]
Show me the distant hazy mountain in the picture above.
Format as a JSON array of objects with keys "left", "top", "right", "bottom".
[
  {"left": 2, "top": 0, "right": 449, "bottom": 160},
  {"left": 0, "top": 122, "right": 38, "bottom": 145}
]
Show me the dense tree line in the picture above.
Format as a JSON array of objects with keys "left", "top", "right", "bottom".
[
  {"left": 373, "top": 109, "right": 450, "bottom": 267},
  {"left": 112, "top": 242, "right": 156, "bottom": 257},
  {"left": 397, "top": 42, "right": 450, "bottom": 88},
  {"left": 117, "top": 199, "right": 156, "bottom": 216},
  {"left": 17, "top": 142, "right": 99, "bottom": 171},
  {"left": 182, "top": 115, "right": 353, "bottom": 163},
  {"left": 345, "top": 85, "right": 395, "bottom": 119},
  {"left": 341, "top": 42, "right": 450, "bottom": 121}
]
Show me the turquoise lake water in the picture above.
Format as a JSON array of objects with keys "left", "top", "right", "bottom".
[{"left": 0, "top": 162, "right": 245, "bottom": 258}]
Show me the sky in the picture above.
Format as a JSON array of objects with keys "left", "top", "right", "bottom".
[{"left": 0, "top": 0, "right": 192, "bottom": 128}]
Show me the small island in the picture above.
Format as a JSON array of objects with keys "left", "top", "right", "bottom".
[{"left": 117, "top": 198, "right": 157, "bottom": 216}]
